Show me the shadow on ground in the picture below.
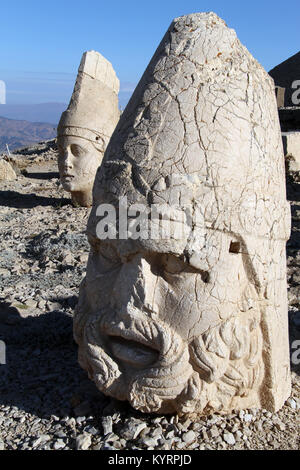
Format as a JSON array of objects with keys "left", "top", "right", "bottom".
[
  {"left": 24, "top": 172, "right": 59, "bottom": 180},
  {"left": 0, "top": 190, "right": 70, "bottom": 209},
  {"left": 0, "top": 304, "right": 108, "bottom": 419},
  {"left": 0, "top": 298, "right": 299, "bottom": 421}
]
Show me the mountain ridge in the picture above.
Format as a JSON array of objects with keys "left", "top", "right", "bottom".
[
  {"left": 0, "top": 115, "right": 57, "bottom": 153},
  {"left": 0, "top": 102, "right": 66, "bottom": 124}
]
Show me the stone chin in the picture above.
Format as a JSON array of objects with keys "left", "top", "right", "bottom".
[
  {"left": 60, "top": 177, "right": 91, "bottom": 194},
  {"left": 61, "top": 179, "right": 75, "bottom": 192}
]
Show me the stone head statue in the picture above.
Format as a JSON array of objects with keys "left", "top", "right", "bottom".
[
  {"left": 74, "top": 13, "right": 291, "bottom": 415},
  {"left": 57, "top": 50, "right": 120, "bottom": 207}
]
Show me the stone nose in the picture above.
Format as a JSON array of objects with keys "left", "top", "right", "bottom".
[
  {"left": 62, "top": 149, "right": 74, "bottom": 170},
  {"left": 111, "top": 254, "right": 159, "bottom": 313}
]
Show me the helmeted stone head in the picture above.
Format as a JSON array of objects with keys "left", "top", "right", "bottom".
[
  {"left": 74, "top": 13, "right": 291, "bottom": 414},
  {"left": 57, "top": 50, "right": 120, "bottom": 207}
]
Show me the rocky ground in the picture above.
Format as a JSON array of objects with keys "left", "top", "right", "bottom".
[{"left": 0, "top": 141, "right": 299, "bottom": 451}]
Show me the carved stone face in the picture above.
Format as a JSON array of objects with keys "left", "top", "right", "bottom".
[
  {"left": 75, "top": 224, "right": 264, "bottom": 414},
  {"left": 57, "top": 135, "right": 101, "bottom": 194}
]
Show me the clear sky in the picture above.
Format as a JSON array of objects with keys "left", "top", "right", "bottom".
[{"left": 0, "top": 0, "right": 299, "bottom": 106}]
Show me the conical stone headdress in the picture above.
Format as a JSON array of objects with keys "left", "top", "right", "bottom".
[{"left": 57, "top": 50, "right": 120, "bottom": 152}]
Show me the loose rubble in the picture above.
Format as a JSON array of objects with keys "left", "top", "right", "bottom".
[{"left": 0, "top": 140, "right": 299, "bottom": 450}]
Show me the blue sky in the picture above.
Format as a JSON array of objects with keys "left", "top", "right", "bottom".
[{"left": 0, "top": 0, "right": 299, "bottom": 107}]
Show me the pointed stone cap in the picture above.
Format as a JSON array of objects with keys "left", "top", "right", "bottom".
[
  {"left": 78, "top": 50, "right": 119, "bottom": 95},
  {"left": 92, "top": 12, "right": 290, "bottom": 241},
  {"left": 57, "top": 50, "right": 120, "bottom": 150}
]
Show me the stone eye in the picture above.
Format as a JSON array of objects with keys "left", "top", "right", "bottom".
[{"left": 71, "top": 144, "right": 85, "bottom": 157}]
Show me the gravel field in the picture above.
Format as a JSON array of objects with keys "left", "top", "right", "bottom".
[{"left": 0, "top": 141, "right": 299, "bottom": 451}]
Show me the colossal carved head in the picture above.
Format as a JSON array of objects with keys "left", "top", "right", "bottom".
[
  {"left": 57, "top": 50, "right": 120, "bottom": 207},
  {"left": 74, "top": 13, "right": 291, "bottom": 414}
]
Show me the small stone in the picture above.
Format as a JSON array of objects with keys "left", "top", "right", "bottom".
[
  {"left": 46, "top": 301, "right": 61, "bottom": 311},
  {"left": 76, "top": 433, "right": 92, "bottom": 450},
  {"left": 189, "top": 442, "right": 200, "bottom": 449},
  {"left": 78, "top": 253, "right": 89, "bottom": 263},
  {"left": 182, "top": 430, "right": 196, "bottom": 444},
  {"left": 223, "top": 432, "right": 236, "bottom": 445},
  {"left": 151, "top": 426, "right": 163, "bottom": 437},
  {"left": 0, "top": 160, "right": 16, "bottom": 181},
  {"left": 182, "top": 418, "right": 192, "bottom": 430},
  {"left": 255, "top": 421, "right": 263, "bottom": 432},
  {"left": 32, "top": 437, "right": 42, "bottom": 447},
  {"left": 101, "top": 416, "right": 113, "bottom": 435},
  {"left": 102, "top": 443, "right": 117, "bottom": 450},
  {"left": 120, "top": 420, "right": 147, "bottom": 440},
  {"left": 0, "top": 268, "right": 10, "bottom": 277},
  {"left": 63, "top": 253, "right": 74, "bottom": 265},
  {"left": 55, "top": 430, "right": 67, "bottom": 438},
  {"left": 92, "top": 443, "right": 102, "bottom": 450},
  {"left": 207, "top": 426, "right": 220, "bottom": 439},
  {"left": 84, "top": 425, "right": 99, "bottom": 436},
  {"left": 141, "top": 436, "right": 160, "bottom": 447},
  {"left": 234, "top": 430, "right": 243, "bottom": 442},
  {"left": 53, "top": 439, "right": 66, "bottom": 450},
  {"left": 24, "top": 298, "right": 37, "bottom": 308},
  {"left": 166, "top": 430, "right": 175, "bottom": 439},
  {"left": 274, "top": 421, "right": 286, "bottom": 431},
  {"left": 105, "top": 433, "right": 119, "bottom": 443},
  {"left": 176, "top": 441, "right": 187, "bottom": 450},
  {"left": 37, "top": 300, "right": 46, "bottom": 309},
  {"left": 76, "top": 416, "right": 86, "bottom": 425},
  {"left": 65, "top": 418, "right": 76, "bottom": 428},
  {"left": 286, "top": 398, "right": 297, "bottom": 409},
  {"left": 243, "top": 413, "right": 253, "bottom": 423}
]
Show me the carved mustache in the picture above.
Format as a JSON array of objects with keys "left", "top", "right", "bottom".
[
  {"left": 99, "top": 307, "right": 184, "bottom": 366},
  {"left": 83, "top": 308, "right": 195, "bottom": 412}
]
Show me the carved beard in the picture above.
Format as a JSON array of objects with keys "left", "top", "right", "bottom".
[{"left": 74, "top": 278, "right": 263, "bottom": 415}]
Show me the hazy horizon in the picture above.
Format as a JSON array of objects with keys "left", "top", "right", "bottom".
[{"left": 1, "top": 1, "right": 299, "bottom": 109}]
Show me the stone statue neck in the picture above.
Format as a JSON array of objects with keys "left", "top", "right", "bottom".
[{"left": 71, "top": 190, "right": 92, "bottom": 207}]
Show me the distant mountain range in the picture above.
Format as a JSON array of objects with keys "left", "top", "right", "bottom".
[
  {"left": 0, "top": 102, "right": 66, "bottom": 125},
  {"left": 0, "top": 116, "right": 57, "bottom": 153},
  {"left": 0, "top": 96, "right": 135, "bottom": 153}
]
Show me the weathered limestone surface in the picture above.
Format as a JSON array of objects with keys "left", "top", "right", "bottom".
[
  {"left": 0, "top": 159, "right": 16, "bottom": 181},
  {"left": 283, "top": 132, "right": 300, "bottom": 172},
  {"left": 74, "top": 13, "right": 291, "bottom": 414},
  {"left": 57, "top": 50, "right": 120, "bottom": 207}
]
